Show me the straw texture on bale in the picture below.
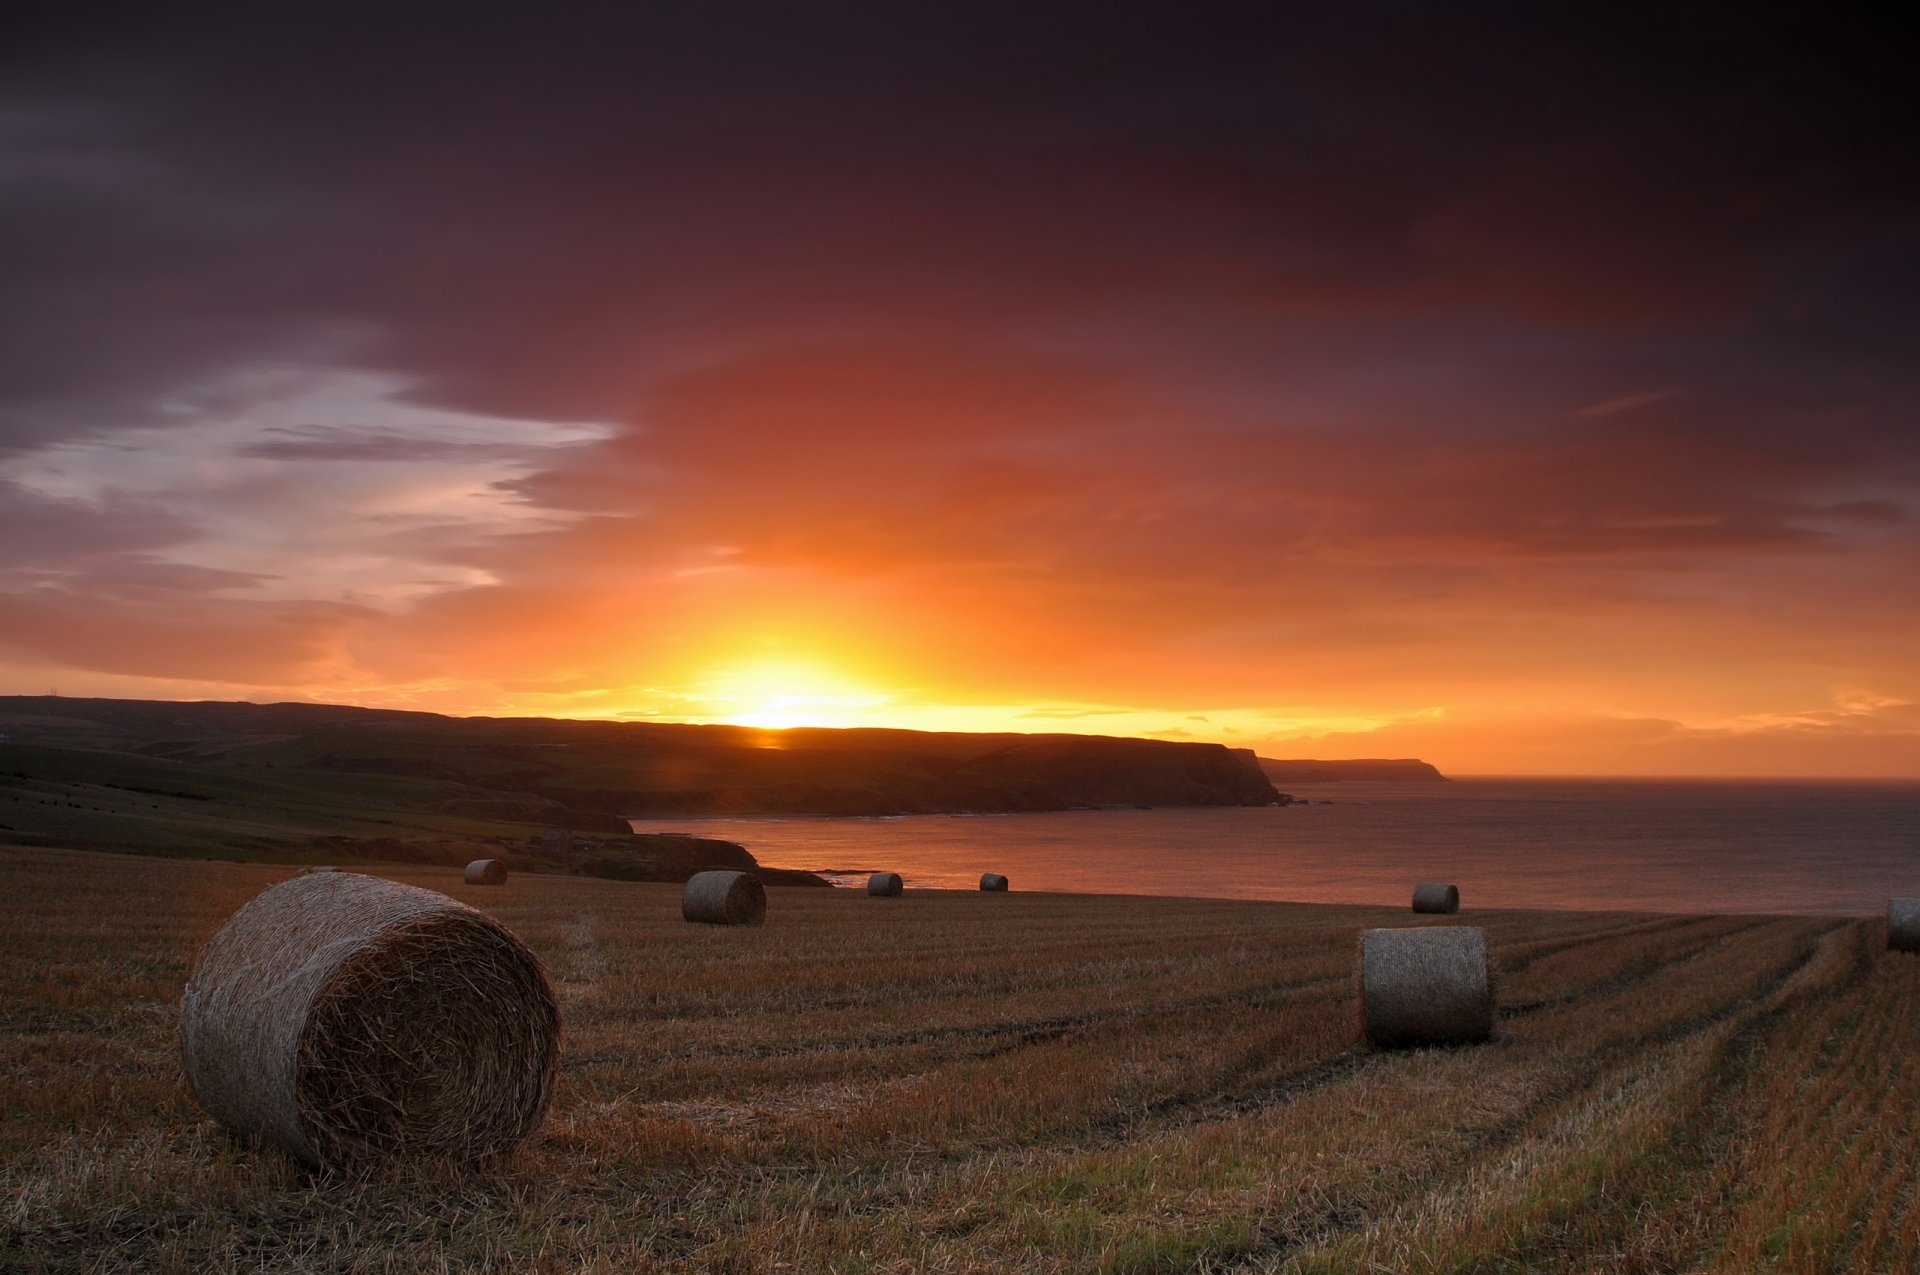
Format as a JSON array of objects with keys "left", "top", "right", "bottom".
[
  {"left": 682, "top": 870, "right": 767, "bottom": 925},
  {"left": 979, "top": 872, "right": 1009, "bottom": 892},
  {"left": 1411, "top": 882, "right": 1460, "bottom": 913},
  {"left": 464, "top": 858, "right": 508, "bottom": 886},
  {"left": 1889, "top": 898, "right": 1920, "bottom": 952},
  {"left": 868, "top": 871, "right": 904, "bottom": 897},
  {"left": 1357, "top": 926, "right": 1495, "bottom": 1048},
  {"left": 180, "top": 871, "right": 560, "bottom": 1168}
]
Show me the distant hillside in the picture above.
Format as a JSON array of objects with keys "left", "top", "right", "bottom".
[
  {"left": 0, "top": 697, "right": 1283, "bottom": 828},
  {"left": 0, "top": 704, "right": 835, "bottom": 880},
  {"left": 1257, "top": 757, "right": 1446, "bottom": 783}
]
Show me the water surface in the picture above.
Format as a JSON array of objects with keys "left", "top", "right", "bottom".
[{"left": 630, "top": 778, "right": 1920, "bottom": 915}]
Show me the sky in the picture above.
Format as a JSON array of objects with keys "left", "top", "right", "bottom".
[{"left": 2, "top": 3, "right": 1917, "bottom": 776}]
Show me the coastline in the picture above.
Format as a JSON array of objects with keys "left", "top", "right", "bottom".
[{"left": 631, "top": 777, "right": 1920, "bottom": 917}]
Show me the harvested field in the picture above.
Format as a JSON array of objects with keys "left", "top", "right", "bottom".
[{"left": 3, "top": 844, "right": 1915, "bottom": 1272}]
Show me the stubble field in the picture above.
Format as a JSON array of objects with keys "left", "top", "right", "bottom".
[{"left": 3, "top": 845, "right": 1916, "bottom": 1272}]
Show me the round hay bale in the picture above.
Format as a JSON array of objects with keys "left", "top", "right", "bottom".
[
  {"left": 1411, "top": 882, "right": 1460, "bottom": 913},
  {"left": 180, "top": 871, "right": 560, "bottom": 1168},
  {"left": 1888, "top": 898, "right": 1920, "bottom": 952},
  {"left": 867, "top": 871, "right": 904, "bottom": 897},
  {"left": 979, "top": 872, "right": 1009, "bottom": 892},
  {"left": 1357, "top": 926, "right": 1495, "bottom": 1048},
  {"left": 682, "top": 870, "right": 767, "bottom": 925},
  {"left": 464, "top": 858, "right": 508, "bottom": 886}
]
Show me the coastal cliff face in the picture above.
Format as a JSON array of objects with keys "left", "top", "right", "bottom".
[
  {"left": 1257, "top": 757, "right": 1447, "bottom": 783},
  {"left": 0, "top": 696, "right": 1285, "bottom": 821}
]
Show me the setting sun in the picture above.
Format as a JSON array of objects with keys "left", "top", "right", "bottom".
[{"left": 693, "top": 657, "right": 891, "bottom": 730}]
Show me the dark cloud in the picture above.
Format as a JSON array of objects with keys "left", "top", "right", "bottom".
[
  {"left": 237, "top": 427, "right": 545, "bottom": 464},
  {"left": 3, "top": 2, "right": 1914, "bottom": 439},
  {"left": 0, "top": 479, "right": 195, "bottom": 566},
  {"left": 48, "top": 556, "right": 271, "bottom": 597}
]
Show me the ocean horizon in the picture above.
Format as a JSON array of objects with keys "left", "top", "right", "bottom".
[{"left": 630, "top": 776, "right": 1920, "bottom": 916}]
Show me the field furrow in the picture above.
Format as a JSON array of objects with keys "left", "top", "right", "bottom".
[{"left": 1, "top": 848, "right": 1907, "bottom": 1274}]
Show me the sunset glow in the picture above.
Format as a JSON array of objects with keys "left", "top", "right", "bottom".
[
  {"left": 686, "top": 658, "right": 892, "bottom": 731},
  {"left": 1, "top": 9, "right": 1915, "bottom": 777}
]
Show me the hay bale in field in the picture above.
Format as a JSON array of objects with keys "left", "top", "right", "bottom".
[
  {"left": 682, "top": 870, "right": 767, "bottom": 925},
  {"left": 1357, "top": 926, "right": 1495, "bottom": 1048},
  {"left": 1888, "top": 898, "right": 1920, "bottom": 952},
  {"left": 464, "top": 858, "right": 508, "bottom": 886},
  {"left": 179, "top": 871, "right": 560, "bottom": 1168},
  {"left": 867, "top": 871, "right": 904, "bottom": 897},
  {"left": 302, "top": 865, "right": 338, "bottom": 875},
  {"left": 1411, "top": 882, "right": 1460, "bottom": 913},
  {"left": 979, "top": 872, "right": 1009, "bottom": 892}
]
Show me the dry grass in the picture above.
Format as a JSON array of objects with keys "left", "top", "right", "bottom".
[{"left": 1, "top": 845, "right": 1909, "bottom": 1272}]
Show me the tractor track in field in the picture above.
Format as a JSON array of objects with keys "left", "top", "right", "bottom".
[
  {"left": 607, "top": 918, "right": 1807, "bottom": 1130},
  {"left": 1017, "top": 920, "right": 1833, "bottom": 1165},
  {"left": 661, "top": 920, "right": 1846, "bottom": 1172},
  {"left": 814, "top": 920, "right": 1861, "bottom": 1272},
  {"left": 1498, "top": 915, "right": 1776, "bottom": 1018},
  {"left": 630, "top": 914, "right": 1721, "bottom": 1072},
  {"left": 1496, "top": 912, "right": 1723, "bottom": 974},
  {"left": 1222, "top": 918, "right": 1856, "bottom": 1271}
]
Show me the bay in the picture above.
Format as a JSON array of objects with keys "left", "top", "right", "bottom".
[{"left": 629, "top": 777, "right": 1920, "bottom": 916}]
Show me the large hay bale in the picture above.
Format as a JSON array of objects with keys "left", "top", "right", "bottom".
[
  {"left": 979, "top": 872, "right": 1009, "bottom": 892},
  {"left": 1411, "top": 882, "right": 1460, "bottom": 913},
  {"left": 682, "top": 870, "right": 767, "bottom": 925},
  {"left": 464, "top": 858, "right": 508, "bottom": 886},
  {"left": 1889, "top": 898, "right": 1920, "bottom": 952},
  {"left": 867, "top": 871, "right": 904, "bottom": 897},
  {"left": 1358, "top": 926, "right": 1495, "bottom": 1048},
  {"left": 180, "top": 871, "right": 560, "bottom": 1168}
]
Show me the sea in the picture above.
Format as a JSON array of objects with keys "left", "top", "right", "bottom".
[{"left": 628, "top": 778, "right": 1920, "bottom": 916}]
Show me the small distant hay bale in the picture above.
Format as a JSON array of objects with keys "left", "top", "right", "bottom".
[
  {"left": 303, "top": 865, "right": 338, "bottom": 875},
  {"left": 867, "top": 871, "right": 904, "bottom": 897},
  {"left": 1412, "top": 882, "right": 1460, "bottom": 913},
  {"left": 1358, "top": 926, "right": 1496, "bottom": 1048},
  {"left": 464, "top": 858, "right": 508, "bottom": 886},
  {"left": 682, "top": 870, "right": 767, "bottom": 925},
  {"left": 180, "top": 872, "right": 560, "bottom": 1168},
  {"left": 1889, "top": 898, "right": 1920, "bottom": 952},
  {"left": 979, "top": 872, "right": 1009, "bottom": 892}
]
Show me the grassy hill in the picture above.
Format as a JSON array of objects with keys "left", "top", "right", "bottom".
[
  {"left": 0, "top": 692, "right": 1279, "bottom": 881},
  {"left": 3, "top": 847, "right": 1910, "bottom": 1271},
  {"left": 0, "top": 734, "right": 817, "bottom": 883},
  {"left": 0, "top": 696, "right": 1283, "bottom": 826}
]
